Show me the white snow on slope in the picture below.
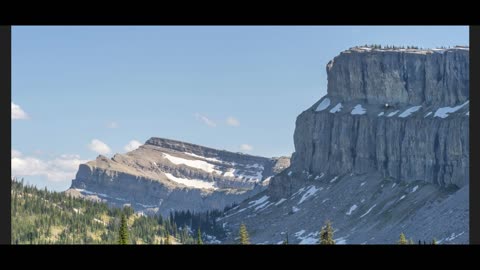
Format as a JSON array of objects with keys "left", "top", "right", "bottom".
[
  {"left": 330, "top": 103, "right": 343, "bottom": 113},
  {"left": 360, "top": 204, "right": 377, "bottom": 218},
  {"left": 346, "top": 204, "right": 358, "bottom": 215},
  {"left": 412, "top": 185, "right": 419, "bottom": 193},
  {"left": 466, "top": 111, "right": 469, "bottom": 116},
  {"left": 434, "top": 101, "right": 469, "bottom": 118},
  {"left": 248, "top": 195, "right": 270, "bottom": 208},
  {"left": 424, "top": 112, "right": 432, "bottom": 117},
  {"left": 288, "top": 171, "right": 292, "bottom": 176},
  {"left": 292, "top": 206, "right": 300, "bottom": 213},
  {"left": 387, "top": 110, "right": 400, "bottom": 117},
  {"left": 316, "top": 98, "right": 331, "bottom": 111},
  {"left": 163, "top": 153, "right": 221, "bottom": 174},
  {"left": 298, "top": 186, "right": 319, "bottom": 205},
  {"left": 184, "top": 152, "right": 223, "bottom": 163},
  {"left": 330, "top": 176, "right": 338, "bottom": 183},
  {"left": 295, "top": 230, "right": 306, "bottom": 237},
  {"left": 378, "top": 112, "right": 384, "bottom": 116},
  {"left": 275, "top": 198, "right": 287, "bottom": 206},
  {"left": 351, "top": 104, "right": 366, "bottom": 115},
  {"left": 297, "top": 232, "right": 319, "bottom": 244},
  {"left": 399, "top": 195, "right": 406, "bottom": 201},
  {"left": 254, "top": 201, "right": 272, "bottom": 212},
  {"left": 399, "top": 106, "right": 421, "bottom": 118},
  {"left": 334, "top": 237, "right": 347, "bottom": 244},
  {"left": 360, "top": 182, "right": 366, "bottom": 187},
  {"left": 164, "top": 173, "right": 217, "bottom": 190}
]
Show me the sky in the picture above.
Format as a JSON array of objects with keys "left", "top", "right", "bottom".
[{"left": 11, "top": 26, "right": 469, "bottom": 191}]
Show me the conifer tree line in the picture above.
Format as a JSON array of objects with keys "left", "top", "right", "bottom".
[{"left": 11, "top": 178, "right": 225, "bottom": 244}]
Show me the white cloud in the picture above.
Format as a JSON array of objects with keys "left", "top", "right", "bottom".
[
  {"left": 12, "top": 102, "right": 29, "bottom": 120},
  {"left": 226, "top": 116, "right": 240, "bottom": 127},
  {"left": 107, "top": 121, "right": 119, "bottom": 129},
  {"left": 12, "top": 149, "right": 22, "bottom": 158},
  {"left": 88, "top": 139, "right": 111, "bottom": 155},
  {"left": 240, "top": 144, "right": 253, "bottom": 152},
  {"left": 195, "top": 113, "right": 217, "bottom": 127},
  {"left": 124, "top": 140, "right": 142, "bottom": 152},
  {"left": 11, "top": 153, "right": 88, "bottom": 182}
]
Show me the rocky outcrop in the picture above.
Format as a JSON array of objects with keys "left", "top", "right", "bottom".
[
  {"left": 69, "top": 138, "right": 289, "bottom": 215},
  {"left": 221, "top": 46, "right": 469, "bottom": 244},
  {"left": 288, "top": 46, "right": 469, "bottom": 190}
]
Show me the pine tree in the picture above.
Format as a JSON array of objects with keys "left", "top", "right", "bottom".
[
  {"left": 118, "top": 213, "right": 129, "bottom": 244},
  {"left": 197, "top": 228, "right": 203, "bottom": 245},
  {"left": 239, "top": 223, "right": 250, "bottom": 244},
  {"left": 398, "top": 233, "right": 408, "bottom": 245},
  {"left": 319, "top": 220, "right": 335, "bottom": 245}
]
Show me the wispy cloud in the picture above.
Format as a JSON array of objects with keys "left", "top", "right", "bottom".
[
  {"left": 240, "top": 144, "right": 253, "bottom": 152},
  {"left": 12, "top": 102, "right": 29, "bottom": 120},
  {"left": 11, "top": 150, "right": 88, "bottom": 182},
  {"left": 107, "top": 121, "right": 119, "bottom": 129},
  {"left": 194, "top": 113, "right": 217, "bottom": 127},
  {"left": 226, "top": 116, "right": 240, "bottom": 127},
  {"left": 124, "top": 140, "right": 142, "bottom": 152},
  {"left": 88, "top": 139, "right": 111, "bottom": 155}
]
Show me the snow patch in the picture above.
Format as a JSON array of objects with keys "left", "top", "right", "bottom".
[
  {"left": 392, "top": 183, "right": 397, "bottom": 188},
  {"left": 275, "top": 198, "right": 287, "bottom": 206},
  {"left": 184, "top": 152, "right": 222, "bottom": 163},
  {"left": 360, "top": 204, "right": 377, "bottom": 218},
  {"left": 334, "top": 237, "right": 347, "bottom": 244},
  {"left": 360, "top": 182, "right": 366, "bottom": 187},
  {"left": 351, "top": 104, "right": 366, "bottom": 115},
  {"left": 248, "top": 195, "right": 270, "bottom": 208},
  {"left": 316, "top": 98, "right": 331, "bottom": 112},
  {"left": 164, "top": 173, "right": 217, "bottom": 190},
  {"left": 288, "top": 171, "right": 292, "bottom": 176},
  {"left": 399, "top": 195, "right": 406, "bottom": 201},
  {"left": 329, "top": 103, "right": 343, "bottom": 113},
  {"left": 292, "top": 206, "right": 300, "bottom": 213},
  {"left": 398, "top": 106, "right": 421, "bottom": 118},
  {"left": 412, "top": 185, "right": 419, "bottom": 193},
  {"left": 387, "top": 110, "right": 400, "bottom": 117},
  {"left": 424, "top": 112, "right": 432, "bottom": 118},
  {"left": 434, "top": 101, "right": 469, "bottom": 118},
  {"left": 163, "top": 153, "right": 221, "bottom": 174},
  {"left": 294, "top": 230, "right": 306, "bottom": 237},
  {"left": 346, "top": 204, "right": 358, "bottom": 215},
  {"left": 330, "top": 176, "right": 338, "bottom": 183},
  {"left": 466, "top": 111, "right": 469, "bottom": 116},
  {"left": 378, "top": 112, "right": 384, "bottom": 116},
  {"left": 298, "top": 186, "right": 319, "bottom": 205}
]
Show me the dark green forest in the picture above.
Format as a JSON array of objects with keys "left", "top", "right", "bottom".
[{"left": 11, "top": 179, "right": 225, "bottom": 244}]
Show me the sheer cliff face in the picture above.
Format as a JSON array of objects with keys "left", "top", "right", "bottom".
[
  {"left": 69, "top": 138, "right": 289, "bottom": 215},
  {"left": 290, "top": 47, "right": 469, "bottom": 188},
  {"left": 327, "top": 47, "right": 469, "bottom": 106},
  {"left": 221, "top": 47, "right": 469, "bottom": 244}
]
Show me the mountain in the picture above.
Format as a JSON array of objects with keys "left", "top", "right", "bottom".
[
  {"left": 67, "top": 137, "right": 290, "bottom": 216},
  {"left": 218, "top": 46, "right": 469, "bottom": 244}
]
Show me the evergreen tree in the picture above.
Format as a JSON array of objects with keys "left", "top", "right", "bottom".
[
  {"left": 118, "top": 213, "right": 129, "bottom": 244},
  {"left": 398, "top": 233, "right": 408, "bottom": 245},
  {"left": 239, "top": 223, "right": 250, "bottom": 245},
  {"left": 319, "top": 220, "right": 335, "bottom": 245},
  {"left": 197, "top": 228, "right": 203, "bottom": 245}
]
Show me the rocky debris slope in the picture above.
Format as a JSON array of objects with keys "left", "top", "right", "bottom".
[
  {"left": 221, "top": 46, "right": 469, "bottom": 244},
  {"left": 68, "top": 137, "right": 289, "bottom": 216}
]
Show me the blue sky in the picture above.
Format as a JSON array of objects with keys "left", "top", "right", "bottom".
[{"left": 11, "top": 26, "right": 469, "bottom": 191}]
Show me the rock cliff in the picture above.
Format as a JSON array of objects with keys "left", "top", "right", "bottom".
[{"left": 221, "top": 46, "right": 469, "bottom": 244}]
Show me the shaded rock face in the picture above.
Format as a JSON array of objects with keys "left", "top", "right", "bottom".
[
  {"left": 289, "top": 47, "right": 469, "bottom": 190},
  {"left": 221, "top": 46, "right": 469, "bottom": 244},
  {"left": 327, "top": 47, "right": 469, "bottom": 106},
  {"left": 69, "top": 138, "right": 289, "bottom": 216}
]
